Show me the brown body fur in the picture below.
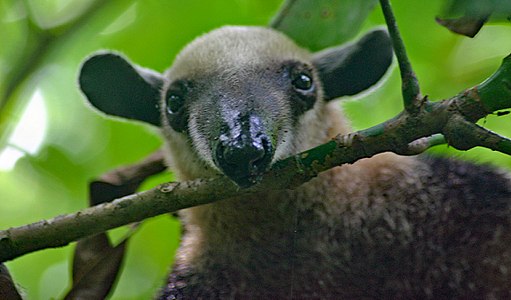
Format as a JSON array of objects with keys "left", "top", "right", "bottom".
[
  {"left": 150, "top": 26, "right": 511, "bottom": 299},
  {"left": 161, "top": 104, "right": 511, "bottom": 299}
]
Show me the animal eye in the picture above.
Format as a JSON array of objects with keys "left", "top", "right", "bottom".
[
  {"left": 292, "top": 73, "right": 313, "bottom": 91},
  {"left": 166, "top": 92, "right": 184, "bottom": 114}
]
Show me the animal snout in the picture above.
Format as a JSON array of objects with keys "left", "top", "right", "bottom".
[{"left": 214, "top": 134, "right": 273, "bottom": 188}]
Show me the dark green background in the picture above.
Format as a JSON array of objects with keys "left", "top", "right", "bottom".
[{"left": 0, "top": 0, "right": 510, "bottom": 298}]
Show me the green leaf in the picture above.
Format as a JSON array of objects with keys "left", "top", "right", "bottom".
[
  {"left": 435, "top": 15, "right": 488, "bottom": 38},
  {"left": 442, "top": 0, "right": 511, "bottom": 19},
  {"left": 270, "top": 0, "right": 378, "bottom": 51},
  {"left": 437, "top": 0, "right": 511, "bottom": 37}
]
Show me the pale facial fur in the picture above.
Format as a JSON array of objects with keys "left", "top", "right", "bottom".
[{"left": 160, "top": 26, "right": 338, "bottom": 181}]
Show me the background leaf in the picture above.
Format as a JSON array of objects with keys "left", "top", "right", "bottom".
[
  {"left": 441, "top": 0, "right": 511, "bottom": 21},
  {"left": 437, "top": 0, "right": 511, "bottom": 37},
  {"left": 435, "top": 15, "right": 489, "bottom": 38},
  {"left": 271, "top": 0, "right": 378, "bottom": 50},
  {"left": 65, "top": 235, "right": 127, "bottom": 300}
]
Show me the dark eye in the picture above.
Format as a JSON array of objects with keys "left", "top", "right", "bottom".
[
  {"left": 164, "top": 81, "right": 190, "bottom": 132},
  {"left": 166, "top": 92, "right": 185, "bottom": 114},
  {"left": 292, "top": 73, "right": 313, "bottom": 91}
]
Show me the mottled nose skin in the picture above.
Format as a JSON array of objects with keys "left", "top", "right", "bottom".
[{"left": 213, "top": 114, "right": 274, "bottom": 188}]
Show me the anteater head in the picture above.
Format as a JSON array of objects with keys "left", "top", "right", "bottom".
[{"left": 79, "top": 26, "right": 392, "bottom": 187}]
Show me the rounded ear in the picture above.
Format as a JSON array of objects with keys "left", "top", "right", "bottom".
[
  {"left": 79, "top": 52, "right": 164, "bottom": 126},
  {"left": 312, "top": 29, "right": 393, "bottom": 101}
]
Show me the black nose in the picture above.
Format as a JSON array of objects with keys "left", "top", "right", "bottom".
[{"left": 214, "top": 134, "right": 273, "bottom": 188}]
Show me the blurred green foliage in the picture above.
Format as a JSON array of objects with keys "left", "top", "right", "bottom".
[
  {"left": 271, "top": 0, "right": 377, "bottom": 50},
  {"left": 0, "top": 0, "right": 510, "bottom": 299}
]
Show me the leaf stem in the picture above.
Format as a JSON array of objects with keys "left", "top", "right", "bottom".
[{"left": 379, "top": 0, "right": 422, "bottom": 112}]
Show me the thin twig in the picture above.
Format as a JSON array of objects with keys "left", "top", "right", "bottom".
[
  {"left": 400, "top": 134, "right": 446, "bottom": 155},
  {"left": 379, "top": 0, "right": 422, "bottom": 112}
]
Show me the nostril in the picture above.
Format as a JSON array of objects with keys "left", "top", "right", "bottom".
[
  {"left": 227, "top": 142, "right": 264, "bottom": 169},
  {"left": 250, "top": 136, "right": 272, "bottom": 170},
  {"left": 214, "top": 134, "right": 274, "bottom": 186},
  {"left": 215, "top": 141, "right": 227, "bottom": 164}
]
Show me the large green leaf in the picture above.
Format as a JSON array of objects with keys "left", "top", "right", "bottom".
[
  {"left": 436, "top": 0, "right": 511, "bottom": 37},
  {"left": 270, "top": 0, "right": 378, "bottom": 50}
]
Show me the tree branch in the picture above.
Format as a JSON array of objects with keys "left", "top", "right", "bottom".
[
  {"left": 401, "top": 134, "right": 446, "bottom": 155},
  {"left": 1, "top": 53, "right": 510, "bottom": 263}
]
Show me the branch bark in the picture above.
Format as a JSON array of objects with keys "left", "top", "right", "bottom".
[{"left": 0, "top": 53, "right": 510, "bottom": 263}]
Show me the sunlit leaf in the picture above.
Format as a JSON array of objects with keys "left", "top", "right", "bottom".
[
  {"left": 25, "top": 0, "right": 99, "bottom": 30},
  {"left": 270, "top": 0, "right": 378, "bottom": 50}
]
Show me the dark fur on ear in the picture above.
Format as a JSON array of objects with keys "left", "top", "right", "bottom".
[
  {"left": 313, "top": 28, "right": 393, "bottom": 100},
  {"left": 79, "top": 52, "right": 164, "bottom": 126}
]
